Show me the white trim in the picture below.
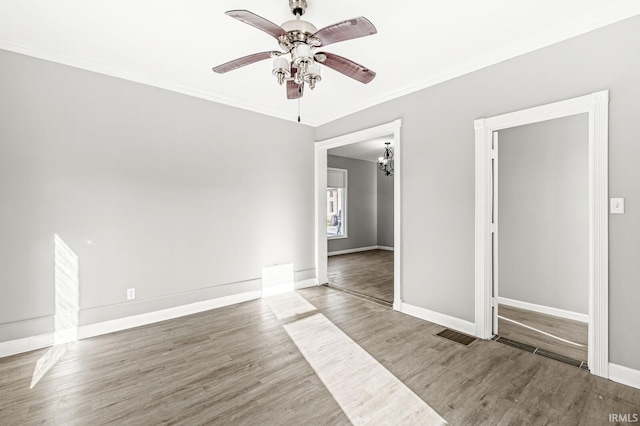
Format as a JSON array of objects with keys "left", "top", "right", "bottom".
[
  {"left": 78, "top": 290, "right": 261, "bottom": 340},
  {"left": 295, "top": 278, "right": 318, "bottom": 289},
  {"left": 0, "top": 38, "right": 318, "bottom": 126},
  {"left": 314, "top": 6, "right": 640, "bottom": 126},
  {"left": 1, "top": 274, "right": 322, "bottom": 359},
  {"left": 3, "top": 6, "right": 638, "bottom": 127},
  {"left": 315, "top": 120, "right": 402, "bottom": 310},
  {"left": 326, "top": 167, "right": 348, "bottom": 239},
  {"left": 609, "top": 363, "right": 640, "bottom": 390},
  {"left": 0, "top": 333, "right": 54, "bottom": 359},
  {"left": 328, "top": 245, "right": 394, "bottom": 256},
  {"left": 0, "top": 290, "right": 262, "bottom": 358},
  {"left": 400, "top": 303, "right": 476, "bottom": 337},
  {"left": 497, "top": 297, "right": 589, "bottom": 323},
  {"left": 475, "top": 91, "right": 609, "bottom": 378}
]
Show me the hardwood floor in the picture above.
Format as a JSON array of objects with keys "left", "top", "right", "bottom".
[
  {"left": 327, "top": 249, "right": 393, "bottom": 304},
  {"left": 498, "top": 304, "right": 588, "bottom": 364},
  {"left": 1, "top": 286, "right": 639, "bottom": 425}
]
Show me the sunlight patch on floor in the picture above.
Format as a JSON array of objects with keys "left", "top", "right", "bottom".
[
  {"left": 498, "top": 315, "right": 585, "bottom": 347},
  {"left": 264, "top": 291, "right": 446, "bottom": 425}
]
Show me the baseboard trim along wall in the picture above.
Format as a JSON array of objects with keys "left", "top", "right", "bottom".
[
  {"left": 609, "top": 363, "right": 640, "bottom": 390},
  {"left": 0, "top": 276, "right": 318, "bottom": 359},
  {"left": 497, "top": 296, "right": 588, "bottom": 323},
  {"left": 328, "top": 245, "right": 395, "bottom": 256},
  {"left": 78, "top": 290, "right": 262, "bottom": 340},
  {"left": 400, "top": 302, "right": 476, "bottom": 336}
]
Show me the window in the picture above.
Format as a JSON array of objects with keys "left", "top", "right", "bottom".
[{"left": 327, "top": 168, "right": 347, "bottom": 238}]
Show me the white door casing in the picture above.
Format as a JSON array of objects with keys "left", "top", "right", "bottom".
[{"left": 474, "top": 91, "right": 609, "bottom": 378}]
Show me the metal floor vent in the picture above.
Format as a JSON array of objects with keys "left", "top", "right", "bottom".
[{"left": 436, "top": 329, "right": 477, "bottom": 346}]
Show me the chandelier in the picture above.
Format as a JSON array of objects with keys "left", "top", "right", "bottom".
[{"left": 378, "top": 142, "right": 394, "bottom": 176}]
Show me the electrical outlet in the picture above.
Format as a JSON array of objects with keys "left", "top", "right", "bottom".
[
  {"left": 127, "top": 288, "right": 135, "bottom": 300},
  {"left": 611, "top": 198, "right": 625, "bottom": 214}
]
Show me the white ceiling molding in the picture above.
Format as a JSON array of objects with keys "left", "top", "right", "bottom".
[{"left": 1, "top": 1, "right": 639, "bottom": 127}]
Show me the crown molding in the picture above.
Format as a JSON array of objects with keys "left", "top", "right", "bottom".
[
  {"left": 313, "top": 5, "right": 640, "bottom": 126},
  {"left": 0, "top": 37, "right": 316, "bottom": 127},
  {"left": 1, "top": 4, "right": 639, "bottom": 128}
]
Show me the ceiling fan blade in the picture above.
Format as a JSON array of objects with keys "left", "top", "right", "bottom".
[
  {"left": 226, "top": 10, "right": 287, "bottom": 40},
  {"left": 311, "top": 17, "right": 376, "bottom": 47},
  {"left": 315, "top": 52, "right": 376, "bottom": 84},
  {"left": 212, "top": 51, "right": 276, "bottom": 74},
  {"left": 287, "top": 80, "right": 304, "bottom": 99}
]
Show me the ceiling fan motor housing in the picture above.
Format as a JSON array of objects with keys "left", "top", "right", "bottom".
[{"left": 289, "top": 0, "right": 307, "bottom": 16}]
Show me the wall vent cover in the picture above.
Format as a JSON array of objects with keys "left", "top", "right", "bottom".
[{"left": 436, "top": 329, "right": 476, "bottom": 346}]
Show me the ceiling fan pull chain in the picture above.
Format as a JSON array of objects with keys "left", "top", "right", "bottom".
[{"left": 297, "top": 98, "right": 301, "bottom": 123}]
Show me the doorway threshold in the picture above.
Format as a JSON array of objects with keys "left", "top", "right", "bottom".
[
  {"left": 322, "top": 284, "right": 392, "bottom": 308},
  {"left": 493, "top": 335, "right": 589, "bottom": 370}
]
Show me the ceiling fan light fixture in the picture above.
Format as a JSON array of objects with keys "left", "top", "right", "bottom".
[
  {"left": 304, "top": 63, "right": 321, "bottom": 89},
  {"left": 272, "top": 57, "right": 291, "bottom": 85},
  {"left": 212, "top": 2, "right": 377, "bottom": 100}
]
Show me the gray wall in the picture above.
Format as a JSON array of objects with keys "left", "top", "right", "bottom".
[
  {"left": 377, "top": 172, "right": 394, "bottom": 247},
  {"left": 0, "top": 49, "right": 315, "bottom": 341},
  {"left": 316, "top": 16, "right": 640, "bottom": 370},
  {"left": 327, "top": 155, "right": 377, "bottom": 252},
  {"left": 498, "top": 115, "right": 589, "bottom": 314}
]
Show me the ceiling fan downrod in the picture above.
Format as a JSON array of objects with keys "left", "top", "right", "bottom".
[{"left": 289, "top": 0, "right": 307, "bottom": 17}]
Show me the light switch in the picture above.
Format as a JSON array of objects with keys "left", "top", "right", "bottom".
[{"left": 611, "top": 198, "right": 625, "bottom": 214}]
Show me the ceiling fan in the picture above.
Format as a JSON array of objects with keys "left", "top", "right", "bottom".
[{"left": 212, "top": 0, "right": 377, "bottom": 100}]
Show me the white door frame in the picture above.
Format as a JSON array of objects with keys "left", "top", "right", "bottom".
[
  {"left": 315, "top": 119, "right": 402, "bottom": 310},
  {"left": 474, "top": 91, "right": 609, "bottom": 378}
]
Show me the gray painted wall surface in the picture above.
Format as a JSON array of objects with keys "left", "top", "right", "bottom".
[
  {"left": 377, "top": 172, "right": 394, "bottom": 247},
  {"left": 316, "top": 16, "right": 640, "bottom": 369},
  {"left": 498, "top": 115, "right": 588, "bottom": 314},
  {"left": 0, "top": 50, "right": 315, "bottom": 341},
  {"left": 327, "top": 155, "right": 377, "bottom": 252}
]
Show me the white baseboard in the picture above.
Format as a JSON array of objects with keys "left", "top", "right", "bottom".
[
  {"left": 0, "top": 290, "right": 263, "bottom": 358},
  {"left": 0, "top": 333, "right": 54, "bottom": 359},
  {"left": 79, "top": 290, "right": 261, "bottom": 339},
  {"left": 400, "top": 302, "right": 476, "bottom": 336},
  {"left": 497, "top": 296, "right": 588, "bottom": 323},
  {"left": 295, "top": 278, "right": 318, "bottom": 289},
  {"left": 609, "top": 363, "right": 640, "bottom": 390},
  {"left": 328, "top": 245, "right": 395, "bottom": 256}
]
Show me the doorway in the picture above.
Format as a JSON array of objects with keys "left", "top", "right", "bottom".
[
  {"left": 325, "top": 141, "right": 395, "bottom": 305},
  {"left": 494, "top": 115, "right": 589, "bottom": 367},
  {"left": 474, "top": 91, "right": 609, "bottom": 378},
  {"left": 315, "top": 120, "right": 402, "bottom": 310}
]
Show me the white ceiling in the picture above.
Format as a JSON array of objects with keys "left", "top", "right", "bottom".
[
  {"left": 1, "top": 1, "right": 639, "bottom": 126},
  {"left": 329, "top": 137, "right": 393, "bottom": 163}
]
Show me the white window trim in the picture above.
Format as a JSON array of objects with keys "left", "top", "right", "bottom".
[{"left": 327, "top": 167, "right": 348, "bottom": 240}]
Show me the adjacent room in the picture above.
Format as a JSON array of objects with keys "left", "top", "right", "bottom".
[
  {"left": 1, "top": 1, "right": 640, "bottom": 424},
  {"left": 325, "top": 138, "right": 395, "bottom": 305}
]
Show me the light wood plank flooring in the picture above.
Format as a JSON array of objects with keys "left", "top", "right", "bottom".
[
  {"left": 1, "top": 287, "right": 639, "bottom": 424},
  {"left": 327, "top": 249, "right": 393, "bottom": 304},
  {"left": 498, "top": 304, "right": 588, "bottom": 364}
]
